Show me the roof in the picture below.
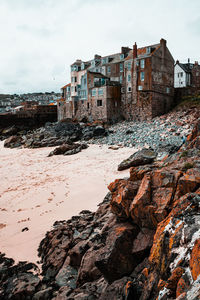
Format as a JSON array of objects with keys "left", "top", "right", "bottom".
[
  {"left": 88, "top": 71, "right": 109, "bottom": 79},
  {"left": 125, "top": 43, "right": 160, "bottom": 61},
  {"left": 61, "top": 83, "right": 71, "bottom": 89},
  {"left": 178, "top": 63, "right": 194, "bottom": 73}
]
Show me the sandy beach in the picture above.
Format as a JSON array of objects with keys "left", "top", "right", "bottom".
[{"left": 0, "top": 141, "right": 135, "bottom": 264}]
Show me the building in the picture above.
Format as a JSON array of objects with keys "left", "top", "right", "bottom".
[
  {"left": 58, "top": 38, "right": 174, "bottom": 123},
  {"left": 174, "top": 60, "right": 200, "bottom": 88}
]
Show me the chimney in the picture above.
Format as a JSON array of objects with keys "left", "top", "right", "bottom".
[
  {"left": 176, "top": 60, "right": 179, "bottom": 64},
  {"left": 195, "top": 61, "right": 199, "bottom": 65},
  {"left": 133, "top": 42, "right": 137, "bottom": 59},
  {"left": 160, "top": 38, "right": 167, "bottom": 47},
  {"left": 188, "top": 58, "right": 190, "bottom": 64}
]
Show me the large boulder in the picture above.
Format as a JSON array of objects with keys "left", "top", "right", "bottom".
[{"left": 118, "top": 148, "right": 157, "bottom": 171}]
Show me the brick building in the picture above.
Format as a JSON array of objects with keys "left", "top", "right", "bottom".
[{"left": 58, "top": 38, "right": 174, "bottom": 123}]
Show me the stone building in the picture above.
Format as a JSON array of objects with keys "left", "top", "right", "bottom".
[{"left": 58, "top": 38, "right": 174, "bottom": 122}]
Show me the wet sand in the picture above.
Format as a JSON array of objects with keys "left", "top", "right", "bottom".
[{"left": 0, "top": 142, "right": 136, "bottom": 264}]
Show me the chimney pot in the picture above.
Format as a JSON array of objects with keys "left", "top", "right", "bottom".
[{"left": 133, "top": 42, "right": 137, "bottom": 59}]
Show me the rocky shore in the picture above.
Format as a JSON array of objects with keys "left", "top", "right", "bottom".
[
  {"left": 1, "top": 105, "right": 199, "bottom": 157},
  {"left": 0, "top": 103, "right": 200, "bottom": 299}
]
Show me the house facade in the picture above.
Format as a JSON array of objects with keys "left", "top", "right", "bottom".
[
  {"left": 174, "top": 60, "right": 200, "bottom": 89},
  {"left": 58, "top": 38, "right": 175, "bottom": 123}
]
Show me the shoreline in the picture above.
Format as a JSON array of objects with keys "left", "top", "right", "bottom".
[{"left": 0, "top": 141, "right": 136, "bottom": 264}]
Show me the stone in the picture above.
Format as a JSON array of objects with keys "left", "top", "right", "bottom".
[
  {"left": 129, "top": 174, "right": 153, "bottom": 227},
  {"left": 118, "top": 148, "right": 157, "bottom": 171},
  {"left": 4, "top": 135, "right": 22, "bottom": 148},
  {"left": 190, "top": 239, "right": 200, "bottom": 281},
  {"left": 109, "top": 179, "right": 141, "bottom": 219},
  {"left": 95, "top": 222, "right": 139, "bottom": 283}
]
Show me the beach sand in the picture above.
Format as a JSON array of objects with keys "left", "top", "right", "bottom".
[{"left": 0, "top": 141, "right": 136, "bottom": 264}]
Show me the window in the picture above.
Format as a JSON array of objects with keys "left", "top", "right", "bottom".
[
  {"left": 166, "top": 87, "right": 170, "bottom": 93},
  {"left": 127, "top": 87, "right": 131, "bottom": 92},
  {"left": 115, "top": 101, "right": 117, "bottom": 107},
  {"left": 71, "top": 86, "right": 74, "bottom": 92},
  {"left": 146, "top": 47, "right": 151, "bottom": 54},
  {"left": 120, "top": 54, "right": 124, "bottom": 60},
  {"left": 140, "top": 59, "right": 145, "bottom": 69},
  {"left": 196, "top": 72, "right": 199, "bottom": 76},
  {"left": 140, "top": 72, "right": 145, "bottom": 81},
  {"left": 138, "top": 85, "right": 143, "bottom": 91},
  {"left": 75, "top": 77, "right": 77, "bottom": 83},
  {"left": 127, "top": 74, "right": 131, "bottom": 82},
  {"left": 120, "top": 63, "right": 123, "bottom": 72},
  {"left": 98, "top": 88, "right": 103, "bottom": 95},
  {"left": 81, "top": 63, "right": 85, "bottom": 70},
  {"left": 102, "top": 58, "right": 107, "bottom": 64},
  {"left": 120, "top": 75, "right": 123, "bottom": 84},
  {"left": 84, "top": 78, "right": 86, "bottom": 85},
  {"left": 180, "top": 72, "right": 183, "bottom": 77},
  {"left": 136, "top": 60, "right": 139, "bottom": 67},
  {"left": 92, "top": 60, "right": 95, "bottom": 67},
  {"left": 92, "top": 89, "right": 96, "bottom": 96},
  {"left": 75, "top": 86, "right": 77, "bottom": 92},
  {"left": 87, "top": 103, "right": 89, "bottom": 109},
  {"left": 128, "top": 62, "right": 131, "bottom": 71},
  {"left": 96, "top": 68, "right": 99, "bottom": 72},
  {"left": 107, "top": 66, "right": 111, "bottom": 73},
  {"left": 97, "top": 99, "right": 102, "bottom": 106}
]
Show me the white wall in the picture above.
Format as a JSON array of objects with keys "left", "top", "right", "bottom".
[{"left": 174, "top": 64, "right": 187, "bottom": 88}]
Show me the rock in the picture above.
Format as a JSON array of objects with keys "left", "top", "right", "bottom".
[
  {"left": 108, "top": 179, "right": 141, "bottom": 219},
  {"left": 93, "top": 126, "right": 106, "bottom": 137},
  {"left": 48, "top": 143, "right": 88, "bottom": 157},
  {"left": 4, "top": 135, "right": 22, "bottom": 148},
  {"left": 190, "top": 239, "right": 200, "bottom": 281},
  {"left": 129, "top": 174, "right": 153, "bottom": 228},
  {"left": 118, "top": 148, "right": 157, "bottom": 171},
  {"left": 32, "top": 287, "right": 53, "bottom": 300},
  {"left": 95, "top": 222, "right": 139, "bottom": 283}
]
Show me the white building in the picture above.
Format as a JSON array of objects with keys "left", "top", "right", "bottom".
[{"left": 174, "top": 60, "right": 193, "bottom": 88}]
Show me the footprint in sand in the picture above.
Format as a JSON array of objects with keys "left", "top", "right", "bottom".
[
  {"left": 0, "top": 224, "right": 6, "bottom": 229},
  {"left": 40, "top": 210, "right": 52, "bottom": 216},
  {"left": 48, "top": 198, "right": 53, "bottom": 203},
  {"left": 0, "top": 208, "right": 7, "bottom": 212},
  {"left": 17, "top": 218, "right": 30, "bottom": 223}
]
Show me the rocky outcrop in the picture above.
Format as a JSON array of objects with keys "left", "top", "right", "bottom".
[
  {"left": 0, "top": 117, "right": 200, "bottom": 299},
  {"left": 3, "top": 121, "right": 107, "bottom": 149}
]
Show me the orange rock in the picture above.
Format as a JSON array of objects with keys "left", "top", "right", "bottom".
[
  {"left": 109, "top": 179, "right": 140, "bottom": 219},
  {"left": 166, "top": 267, "right": 184, "bottom": 290},
  {"left": 152, "top": 187, "right": 173, "bottom": 222},
  {"left": 129, "top": 174, "right": 151, "bottom": 226},
  {"left": 152, "top": 170, "right": 174, "bottom": 188},
  {"left": 157, "top": 279, "right": 166, "bottom": 290},
  {"left": 129, "top": 166, "right": 151, "bottom": 181},
  {"left": 176, "top": 277, "right": 189, "bottom": 298},
  {"left": 174, "top": 173, "right": 200, "bottom": 202},
  {"left": 190, "top": 239, "right": 200, "bottom": 281},
  {"left": 142, "top": 267, "right": 149, "bottom": 278}
]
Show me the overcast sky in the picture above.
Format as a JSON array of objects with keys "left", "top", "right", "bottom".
[{"left": 0, "top": 0, "right": 200, "bottom": 94}]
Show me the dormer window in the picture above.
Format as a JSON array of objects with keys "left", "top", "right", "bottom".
[
  {"left": 91, "top": 60, "right": 95, "bottom": 67},
  {"left": 102, "top": 58, "right": 108, "bottom": 64},
  {"left": 120, "top": 54, "right": 124, "bottom": 60},
  {"left": 81, "top": 63, "right": 85, "bottom": 70},
  {"left": 146, "top": 47, "right": 151, "bottom": 54}
]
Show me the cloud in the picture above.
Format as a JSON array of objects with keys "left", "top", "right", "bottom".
[{"left": 0, "top": 0, "right": 200, "bottom": 94}]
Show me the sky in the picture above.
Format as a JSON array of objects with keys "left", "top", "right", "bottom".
[{"left": 0, "top": 0, "right": 200, "bottom": 94}]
